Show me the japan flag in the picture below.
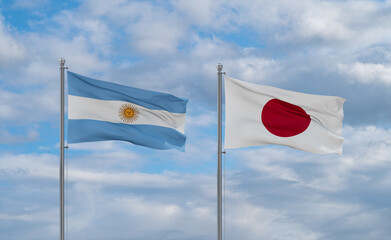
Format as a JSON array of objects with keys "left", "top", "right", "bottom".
[{"left": 224, "top": 76, "right": 345, "bottom": 155}]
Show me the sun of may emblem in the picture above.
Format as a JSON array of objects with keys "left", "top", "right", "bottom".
[{"left": 118, "top": 104, "right": 139, "bottom": 123}]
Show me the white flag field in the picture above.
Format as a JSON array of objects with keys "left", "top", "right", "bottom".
[{"left": 224, "top": 76, "right": 346, "bottom": 155}]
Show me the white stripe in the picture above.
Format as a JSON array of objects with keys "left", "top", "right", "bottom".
[{"left": 68, "top": 95, "right": 186, "bottom": 134}]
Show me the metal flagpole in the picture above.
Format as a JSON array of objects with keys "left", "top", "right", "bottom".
[
  {"left": 59, "top": 58, "right": 66, "bottom": 240},
  {"left": 217, "top": 63, "right": 223, "bottom": 240}
]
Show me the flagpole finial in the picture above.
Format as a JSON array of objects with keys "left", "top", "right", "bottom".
[
  {"left": 217, "top": 63, "right": 223, "bottom": 72},
  {"left": 59, "top": 58, "right": 65, "bottom": 66}
]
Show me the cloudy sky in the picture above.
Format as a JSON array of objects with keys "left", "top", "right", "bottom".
[{"left": 1, "top": 0, "right": 391, "bottom": 239}]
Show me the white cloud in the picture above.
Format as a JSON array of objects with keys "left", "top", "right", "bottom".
[
  {"left": 0, "top": 153, "right": 58, "bottom": 179},
  {"left": 343, "top": 125, "right": 391, "bottom": 166},
  {"left": 339, "top": 62, "right": 391, "bottom": 85},
  {"left": 0, "top": 209, "right": 56, "bottom": 223},
  {"left": 10, "top": 0, "right": 50, "bottom": 9},
  {"left": 0, "top": 88, "right": 57, "bottom": 124},
  {"left": 173, "top": 0, "right": 216, "bottom": 26},
  {"left": 293, "top": 2, "right": 354, "bottom": 42},
  {"left": 75, "top": 0, "right": 189, "bottom": 56},
  {"left": 172, "top": 0, "right": 238, "bottom": 30},
  {"left": 51, "top": 10, "right": 113, "bottom": 56},
  {"left": 0, "top": 16, "right": 25, "bottom": 65},
  {"left": 0, "top": 151, "right": 170, "bottom": 187},
  {"left": 186, "top": 0, "right": 389, "bottom": 50},
  {"left": 127, "top": 13, "right": 187, "bottom": 56},
  {"left": 25, "top": 34, "right": 110, "bottom": 79},
  {"left": 0, "top": 129, "right": 39, "bottom": 144}
]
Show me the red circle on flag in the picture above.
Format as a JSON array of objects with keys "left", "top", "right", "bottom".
[{"left": 261, "top": 99, "right": 311, "bottom": 137}]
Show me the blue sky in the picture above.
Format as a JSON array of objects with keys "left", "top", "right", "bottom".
[{"left": 1, "top": 0, "right": 391, "bottom": 239}]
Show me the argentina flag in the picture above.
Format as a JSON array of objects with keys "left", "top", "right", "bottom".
[{"left": 67, "top": 71, "right": 188, "bottom": 151}]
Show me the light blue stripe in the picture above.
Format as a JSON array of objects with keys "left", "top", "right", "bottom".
[
  {"left": 68, "top": 119, "right": 186, "bottom": 151},
  {"left": 67, "top": 71, "right": 188, "bottom": 113}
]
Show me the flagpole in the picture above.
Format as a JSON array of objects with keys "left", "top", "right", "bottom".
[
  {"left": 59, "top": 58, "right": 66, "bottom": 240},
  {"left": 217, "top": 63, "right": 223, "bottom": 240}
]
